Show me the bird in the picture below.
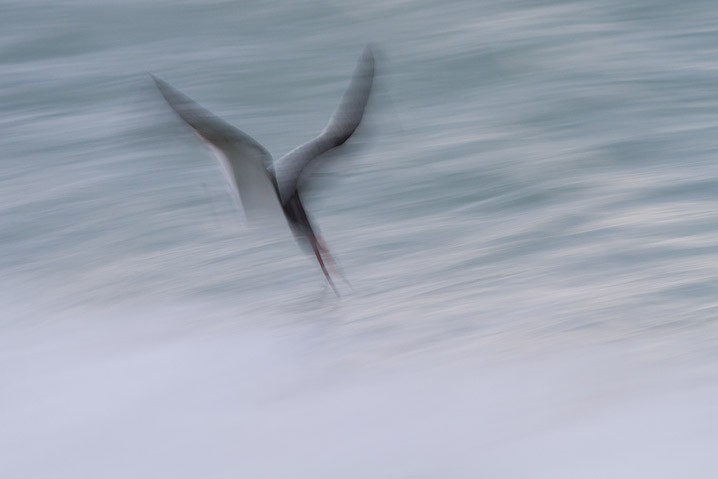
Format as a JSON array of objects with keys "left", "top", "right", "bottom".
[{"left": 152, "top": 46, "right": 375, "bottom": 295}]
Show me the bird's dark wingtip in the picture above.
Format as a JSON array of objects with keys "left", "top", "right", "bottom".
[
  {"left": 148, "top": 73, "right": 160, "bottom": 86},
  {"left": 149, "top": 74, "right": 174, "bottom": 99},
  {"left": 361, "top": 44, "right": 376, "bottom": 68}
]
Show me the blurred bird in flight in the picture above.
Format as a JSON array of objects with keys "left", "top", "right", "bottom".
[{"left": 153, "top": 46, "right": 375, "bottom": 295}]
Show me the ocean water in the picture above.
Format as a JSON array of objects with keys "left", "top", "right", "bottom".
[{"left": 1, "top": 0, "right": 718, "bottom": 477}]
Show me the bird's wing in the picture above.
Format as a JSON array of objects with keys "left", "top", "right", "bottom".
[
  {"left": 273, "top": 46, "right": 375, "bottom": 203},
  {"left": 152, "top": 76, "right": 282, "bottom": 222}
]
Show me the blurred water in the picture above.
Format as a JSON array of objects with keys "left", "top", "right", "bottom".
[{"left": 1, "top": 0, "right": 718, "bottom": 477}]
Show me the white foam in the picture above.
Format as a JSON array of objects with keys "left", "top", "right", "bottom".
[{"left": 1, "top": 303, "right": 717, "bottom": 478}]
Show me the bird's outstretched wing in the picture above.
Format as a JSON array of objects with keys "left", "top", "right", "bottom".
[
  {"left": 152, "top": 76, "right": 281, "bottom": 222},
  {"left": 273, "top": 46, "right": 375, "bottom": 203}
]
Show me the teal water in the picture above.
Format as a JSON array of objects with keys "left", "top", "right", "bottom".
[{"left": 1, "top": 1, "right": 718, "bottom": 477}]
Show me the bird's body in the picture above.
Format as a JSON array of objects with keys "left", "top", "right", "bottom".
[{"left": 153, "top": 47, "right": 375, "bottom": 294}]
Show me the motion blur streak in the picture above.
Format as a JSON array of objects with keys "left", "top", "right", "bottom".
[{"left": 1, "top": 0, "right": 718, "bottom": 477}]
